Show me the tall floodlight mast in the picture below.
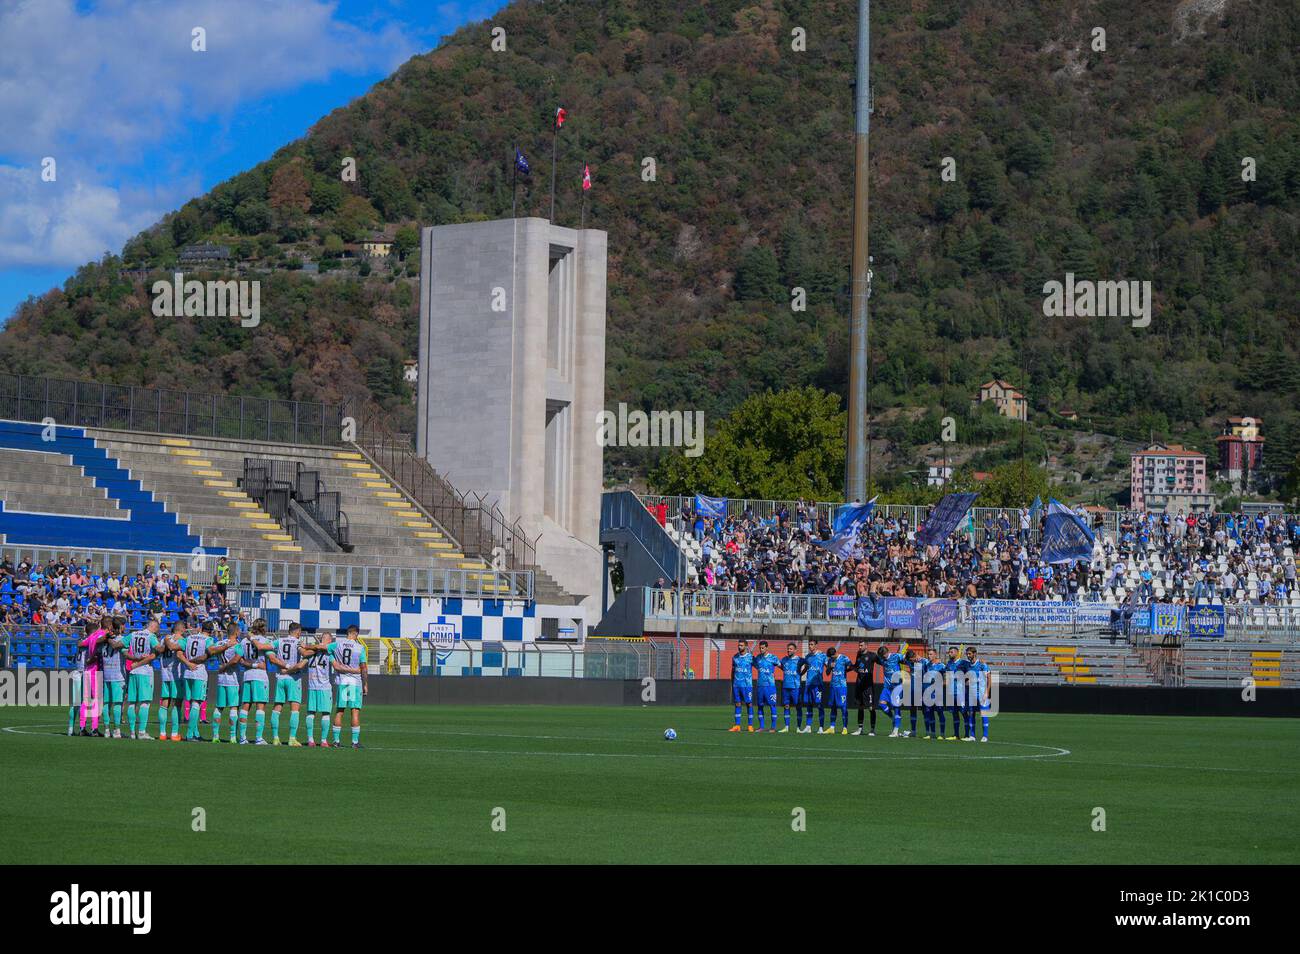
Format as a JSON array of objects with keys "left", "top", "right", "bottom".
[{"left": 845, "top": 0, "right": 873, "bottom": 502}]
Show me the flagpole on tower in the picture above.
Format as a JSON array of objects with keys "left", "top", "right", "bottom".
[
  {"left": 845, "top": 0, "right": 872, "bottom": 503},
  {"left": 511, "top": 145, "right": 518, "bottom": 218},
  {"left": 550, "top": 107, "right": 564, "bottom": 224}
]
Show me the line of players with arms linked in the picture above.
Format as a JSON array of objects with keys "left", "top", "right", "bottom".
[
  {"left": 68, "top": 615, "right": 370, "bottom": 748},
  {"left": 730, "top": 639, "right": 993, "bottom": 742}
]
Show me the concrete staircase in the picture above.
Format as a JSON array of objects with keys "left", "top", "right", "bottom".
[
  {"left": 86, "top": 429, "right": 504, "bottom": 588},
  {"left": 0, "top": 449, "right": 123, "bottom": 519}
]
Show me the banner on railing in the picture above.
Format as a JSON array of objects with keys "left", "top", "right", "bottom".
[
  {"left": 856, "top": 596, "right": 886, "bottom": 629},
  {"left": 852, "top": 596, "right": 958, "bottom": 632},
  {"left": 919, "top": 599, "right": 959, "bottom": 632},
  {"left": 1149, "top": 603, "right": 1186, "bottom": 637},
  {"left": 1186, "top": 604, "right": 1226, "bottom": 638},
  {"left": 694, "top": 494, "right": 727, "bottom": 519},
  {"left": 970, "top": 600, "right": 1116, "bottom": 627},
  {"left": 828, "top": 596, "right": 856, "bottom": 620}
]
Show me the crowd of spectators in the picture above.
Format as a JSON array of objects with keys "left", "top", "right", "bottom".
[
  {"left": 653, "top": 500, "right": 1300, "bottom": 607},
  {"left": 0, "top": 555, "right": 244, "bottom": 630}
]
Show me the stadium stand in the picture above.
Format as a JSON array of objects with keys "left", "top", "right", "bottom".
[
  {"left": 637, "top": 492, "right": 1300, "bottom": 608},
  {"left": 1181, "top": 643, "right": 1300, "bottom": 688},
  {"left": 938, "top": 637, "right": 1158, "bottom": 686},
  {"left": 0, "top": 420, "right": 211, "bottom": 553},
  {"left": 89, "top": 427, "right": 484, "bottom": 570}
]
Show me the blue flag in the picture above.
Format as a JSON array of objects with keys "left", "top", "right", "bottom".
[
  {"left": 856, "top": 595, "right": 887, "bottom": 630},
  {"left": 514, "top": 147, "right": 531, "bottom": 176},
  {"left": 1030, "top": 495, "right": 1042, "bottom": 523},
  {"left": 832, "top": 498, "right": 876, "bottom": 534},
  {"left": 1040, "top": 499, "right": 1094, "bottom": 564},
  {"left": 815, "top": 497, "right": 876, "bottom": 559},
  {"left": 694, "top": 494, "right": 726, "bottom": 519},
  {"left": 916, "top": 492, "right": 978, "bottom": 547}
]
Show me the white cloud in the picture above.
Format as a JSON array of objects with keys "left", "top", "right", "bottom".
[
  {"left": 0, "top": 0, "right": 418, "bottom": 159},
  {"left": 0, "top": 0, "right": 421, "bottom": 270},
  {"left": 0, "top": 163, "right": 194, "bottom": 267}
]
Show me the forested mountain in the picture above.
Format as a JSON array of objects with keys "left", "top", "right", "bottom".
[{"left": 3, "top": 0, "right": 1298, "bottom": 495}]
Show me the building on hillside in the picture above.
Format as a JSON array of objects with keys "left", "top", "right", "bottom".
[
  {"left": 926, "top": 463, "right": 952, "bottom": 487},
  {"left": 973, "top": 379, "right": 1027, "bottom": 422},
  {"left": 1215, "top": 416, "right": 1263, "bottom": 487},
  {"left": 1130, "top": 444, "right": 1212, "bottom": 513},
  {"left": 402, "top": 360, "right": 418, "bottom": 383},
  {"left": 362, "top": 231, "right": 394, "bottom": 257},
  {"left": 1057, "top": 406, "right": 1079, "bottom": 421},
  {"left": 178, "top": 243, "right": 230, "bottom": 264}
]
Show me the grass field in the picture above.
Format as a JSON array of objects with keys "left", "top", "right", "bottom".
[{"left": 1, "top": 704, "right": 1297, "bottom": 864}]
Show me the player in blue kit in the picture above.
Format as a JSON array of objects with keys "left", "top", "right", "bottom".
[
  {"left": 824, "top": 645, "right": 852, "bottom": 734},
  {"left": 966, "top": 645, "right": 990, "bottom": 741},
  {"left": 923, "top": 651, "right": 946, "bottom": 740},
  {"left": 798, "top": 639, "right": 827, "bottom": 734},
  {"left": 778, "top": 642, "right": 803, "bottom": 732},
  {"left": 946, "top": 645, "right": 969, "bottom": 740},
  {"left": 901, "top": 648, "right": 921, "bottom": 737},
  {"left": 729, "top": 639, "right": 755, "bottom": 733},
  {"left": 876, "top": 643, "right": 906, "bottom": 737},
  {"left": 752, "top": 640, "right": 779, "bottom": 732}
]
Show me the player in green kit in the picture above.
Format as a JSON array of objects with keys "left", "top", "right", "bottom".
[
  {"left": 238, "top": 619, "right": 274, "bottom": 745},
  {"left": 122, "top": 617, "right": 161, "bottom": 740},
  {"left": 100, "top": 618, "right": 128, "bottom": 738},
  {"left": 267, "top": 622, "right": 307, "bottom": 745},
  {"left": 212, "top": 624, "right": 244, "bottom": 743},
  {"left": 156, "top": 622, "right": 186, "bottom": 741},
  {"left": 179, "top": 622, "right": 219, "bottom": 741},
  {"left": 329, "top": 625, "right": 368, "bottom": 749},
  {"left": 301, "top": 633, "right": 336, "bottom": 746}
]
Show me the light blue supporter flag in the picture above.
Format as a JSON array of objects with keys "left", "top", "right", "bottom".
[{"left": 1040, "top": 499, "right": 1095, "bottom": 564}]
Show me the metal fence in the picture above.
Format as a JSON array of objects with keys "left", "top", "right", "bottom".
[
  {"left": 354, "top": 406, "right": 535, "bottom": 574},
  {"left": 0, "top": 371, "right": 346, "bottom": 446},
  {"left": 640, "top": 587, "right": 1300, "bottom": 642},
  {"left": 635, "top": 492, "right": 1299, "bottom": 540},
  {"left": 644, "top": 587, "right": 836, "bottom": 625},
  {"left": 0, "top": 543, "right": 531, "bottom": 600}
]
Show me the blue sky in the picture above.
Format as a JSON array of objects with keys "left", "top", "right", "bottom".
[{"left": 0, "top": 0, "right": 508, "bottom": 323}]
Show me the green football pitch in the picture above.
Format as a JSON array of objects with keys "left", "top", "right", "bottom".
[{"left": 1, "top": 705, "right": 1296, "bottom": 864}]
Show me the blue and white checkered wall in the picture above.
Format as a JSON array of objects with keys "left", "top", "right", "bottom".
[{"left": 241, "top": 592, "right": 538, "bottom": 642}]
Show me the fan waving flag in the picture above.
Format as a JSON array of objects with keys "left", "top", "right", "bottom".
[
  {"left": 1040, "top": 499, "right": 1095, "bottom": 564},
  {"left": 514, "top": 147, "right": 531, "bottom": 176},
  {"left": 916, "top": 492, "right": 979, "bottom": 547},
  {"left": 555, "top": 107, "right": 567, "bottom": 128},
  {"left": 582, "top": 163, "right": 592, "bottom": 191},
  {"left": 815, "top": 497, "right": 876, "bottom": 559},
  {"left": 832, "top": 498, "right": 877, "bottom": 534}
]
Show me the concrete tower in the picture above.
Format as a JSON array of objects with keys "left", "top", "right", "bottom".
[{"left": 417, "top": 218, "right": 606, "bottom": 621}]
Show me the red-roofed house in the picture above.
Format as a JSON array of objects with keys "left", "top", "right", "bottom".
[{"left": 973, "top": 380, "right": 1027, "bottom": 422}]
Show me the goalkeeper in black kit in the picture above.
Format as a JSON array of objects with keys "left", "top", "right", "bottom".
[{"left": 852, "top": 638, "right": 876, "bottom": 736}]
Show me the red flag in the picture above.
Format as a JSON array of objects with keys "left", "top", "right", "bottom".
[
  {"left": 555, "top": 107, "right": 567, "bottom": 128},
  {"left": 582, "top": 164, "right": 592, "bottom": 191}
]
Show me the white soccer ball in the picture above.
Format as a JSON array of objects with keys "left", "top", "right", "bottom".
[{"left": 663, "top": 728, "right": 677, "bottom": 741}]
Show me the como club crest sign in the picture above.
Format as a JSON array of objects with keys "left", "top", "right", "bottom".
[{"left": 425, "top": 622, "right": 459, "bottom": 664}]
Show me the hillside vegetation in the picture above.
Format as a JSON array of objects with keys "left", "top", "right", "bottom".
[{"left": 2, "top": 0, "right": 1298, "bottom": 496}]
